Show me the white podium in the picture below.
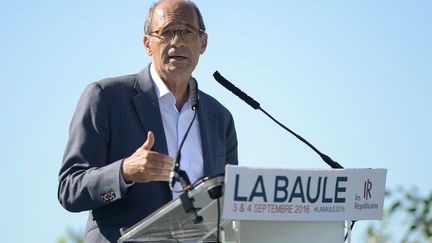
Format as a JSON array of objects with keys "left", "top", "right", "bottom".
[
  {"left": 236, "top": 221, "right": 343, "bottom": 243},
  {"left": 118, "top": 166, "right": 386, "bottom": 243}
]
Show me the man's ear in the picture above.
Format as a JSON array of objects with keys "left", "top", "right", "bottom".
[
  {"left": 199, "top": 33, "right": 208, "bottom": 54},
  {"left": 144, "top": 35, "right": 152, "bottom": 56}
]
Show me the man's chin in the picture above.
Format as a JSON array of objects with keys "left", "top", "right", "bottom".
[
  {"left": 162, "top": 66, "right": 193, "bottom": 80},
  {"left": 168, "top": 58, "right": 191, "bottom": 67},
  {"left": 166, "top": 64, "right": 193, "bottom": 74}
]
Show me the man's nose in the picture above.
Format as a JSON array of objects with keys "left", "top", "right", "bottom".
[{"left": 170, "top": 31, "right": 185, "bottom": 46}]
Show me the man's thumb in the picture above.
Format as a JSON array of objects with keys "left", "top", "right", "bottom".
[{"left": 142, "top": 131, "right": 155, "bottom": 150}]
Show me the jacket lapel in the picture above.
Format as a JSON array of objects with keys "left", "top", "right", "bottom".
[
  {"left": 132, "top": 68, "right": 219, "bottom": 177},
  {"left": 132, "top": 66, "right": 168, "bottom": 155}
]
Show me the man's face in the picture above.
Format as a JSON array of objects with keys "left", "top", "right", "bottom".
[{"left": 144, "top": 0, "right": 207, "bottom": 82}]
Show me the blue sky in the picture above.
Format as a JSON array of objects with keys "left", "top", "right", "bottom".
[{"left": 1, "top": 0, "right": 431, "bottom": 242}]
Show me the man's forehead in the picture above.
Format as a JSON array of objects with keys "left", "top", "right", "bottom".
[{"left": 152, "top": 1, "right": 198, "bottom": 29}]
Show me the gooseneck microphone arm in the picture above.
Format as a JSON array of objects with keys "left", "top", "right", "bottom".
[
  {"left": 169, "top": 78, "right": 200, "bottom": 192},
  {"left": 170, "top": 112, "right": 196, "bottom": 190},
  {"left": 259, "top": 109, "right": 344, "bottom": 169},
  {"left": 212, "top": 71, "right": 344, "bottom": 169}
]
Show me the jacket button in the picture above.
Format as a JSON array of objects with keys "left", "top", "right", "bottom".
[
  {"left": 101, "top": 194, "right": 109, "bottom": 201},
  {"left": 101, "top": 192, "right": 116, "bottom": 202}
]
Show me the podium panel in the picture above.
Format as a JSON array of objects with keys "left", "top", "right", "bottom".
[{"left": 238, "top": 221, "right": 343, "bottom": 243}]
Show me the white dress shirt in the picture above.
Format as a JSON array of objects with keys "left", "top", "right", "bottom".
[{"left": 150, "top": 64, "right": 204, "bottom": 198}]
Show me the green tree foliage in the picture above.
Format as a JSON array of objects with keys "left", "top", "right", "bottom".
[
  {"left": 366, "top": 187, "right": 432, "bottom": 243},
  {"left": 57, "top": 228, "right": 84, "bottom": 243}
]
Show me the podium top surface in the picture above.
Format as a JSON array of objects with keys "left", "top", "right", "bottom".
[{"left": 118, "top": 176, "right": 224, "bottom": 242}]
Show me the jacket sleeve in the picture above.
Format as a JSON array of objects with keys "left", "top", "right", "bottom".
[
  {"left": 58, "top": 83, "right": 127, "bottom": 212},
  {"left": 225, "top": 112, "right": 238, "bottom": 166}
]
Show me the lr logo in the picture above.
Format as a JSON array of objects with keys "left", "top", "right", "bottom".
[{"left": 364, "top": 179, "right": 373, "bottom": 200}]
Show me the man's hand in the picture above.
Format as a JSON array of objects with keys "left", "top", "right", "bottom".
[{"left": 122, "top": 131, "right": 174, "bottom": 183}]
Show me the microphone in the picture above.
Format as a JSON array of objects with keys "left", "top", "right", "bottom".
[
  {"left": 213, "top": 71, "right": 260, "bottom": 110},
  {"left": 169, "top": 77, "right": 200, "bottom": 191},
  {"left": 189, "top": 77, "right": 199, "bottom": 110},
  {"left": 213, "top": 71, "right": 344, "bottom": 169}
]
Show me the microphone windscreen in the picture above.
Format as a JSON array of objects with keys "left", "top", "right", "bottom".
[
  {"left": 213, "top": 71, "right": 260, "bottom": 110},
  {"left": 189, "top": 78, "right": 199, "bottom": 110}
]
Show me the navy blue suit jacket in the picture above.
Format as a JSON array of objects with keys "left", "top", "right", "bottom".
[{"left": 58, "top": 65, "right": 238, "bottom": 242}]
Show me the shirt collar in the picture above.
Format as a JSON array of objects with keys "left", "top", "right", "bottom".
[
  {"left": 150, "top": 63, "right": 192, "bottom": 110},
  {"left": 150, "top": 63, "right": 172, "bottom": 99}
]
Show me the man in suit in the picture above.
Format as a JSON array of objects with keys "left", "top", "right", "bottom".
[{"left": 57, "top": 0, "right": 238, "bottom": 242}]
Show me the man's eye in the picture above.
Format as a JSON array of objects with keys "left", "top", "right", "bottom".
[
  {"left": 182, "top": 29, "right": 194, "bottom": 35},
  {"left": 182, "top": 29, "right": 196, "bottom": 39},
  {"left": 160, "top": 30, "right": 173, "bottom": 38}
]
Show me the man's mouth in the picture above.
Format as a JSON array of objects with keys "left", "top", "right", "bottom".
[{"left": 169, "top": 55, "right": 187, "bottom": 60}]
